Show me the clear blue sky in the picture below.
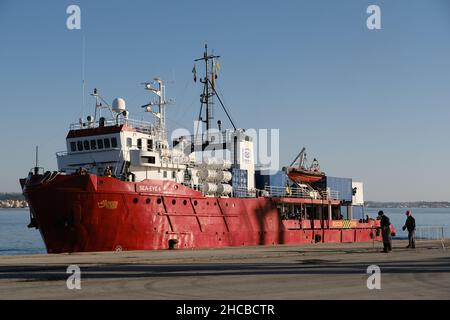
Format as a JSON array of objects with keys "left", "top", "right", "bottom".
[{"left": 1, "top": 0, "right": 450, "bottom": 201}]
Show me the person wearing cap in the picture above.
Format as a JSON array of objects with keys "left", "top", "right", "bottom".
[
  {"left": 377, "top": 210, "right": 392, "bottom": 253},
  {"left": 402, "top": 210, "right": 416, "bottom": 249}
]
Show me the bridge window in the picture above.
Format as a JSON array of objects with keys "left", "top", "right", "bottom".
[
  {"left": 97, "top": 139, "right": 104, "bottom": 150},
  {"left": 126, "top": 138, "right": 132, "bottom": 148},
  {"left": 137, "top": 139, "right": 142, "bottom": 150},
  {"left": 111, "top": 137, "right": 118, "bottom": 148},
  {"left": 172, "top": 171, "right": 176, "bottom": 179},
  {"left": 104, "top": 138, "right": 111, "bottom": 149},
  {"left": 163, "top": 171, "right": 167, "bottom": 178},
  {"left": 77, "top": 141, "right": 83, "bottom": 151},
  {"left": 147, "top": 139, "right": 153, "bottom": 151},
  {"left": 83, "top": 140, "right": 90, "bottom": 151},
  {"left": 90, "top": 140, "right": 97, "bottom": 150},
  {"left": 70, "top": 142, "right": 76, "bottom": 152}
]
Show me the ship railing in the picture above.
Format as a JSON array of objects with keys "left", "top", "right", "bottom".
[
  {"left": 233, "top": 187, "right": 256, "bottom": 198},
  {"left": 196, "top": 132, "right": 231, "bottom": 145},
  {"left": 264, "top": 186, "right": 317, "bottom": 199},
  {"left": 69, "top": 118, "right": 163, "bottom": 136},
  {"left": 70, "top": 118, "right": 119, "bottom": 130},
  {"left": 320, "top": 190, "right": 340, "bottom": 200},
  {"left": 263, "top": 186, "right": 340, "bottom": 200},
  {"left": 178, "top": 130, "right": 247, "bottom": 146},
  {"left": 182, "top": 183, "right": 203, "bottom": 193}
]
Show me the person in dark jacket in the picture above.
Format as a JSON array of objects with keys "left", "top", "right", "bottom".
[
  {"left": 402, "top": 210, "right": 416, "bottom": 248},
  {"left": 377, "top": 210, "right": 392, "bottom": 253}
]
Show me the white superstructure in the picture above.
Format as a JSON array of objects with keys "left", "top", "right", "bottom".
[{"left": 57, "top": 79, "right": 188, "bottom": 183}]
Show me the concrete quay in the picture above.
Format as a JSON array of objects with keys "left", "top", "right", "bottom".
[{"left": 0, "top": 240, "right": 448, "bottom": 300}]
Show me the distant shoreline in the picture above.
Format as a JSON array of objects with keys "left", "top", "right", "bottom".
[{"left": 365, "top": 201, "right": 450, "bottom": 209}]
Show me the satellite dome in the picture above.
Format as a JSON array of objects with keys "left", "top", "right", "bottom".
[{"left": 112, "top": 98, "right": 126, "bottom": 113}]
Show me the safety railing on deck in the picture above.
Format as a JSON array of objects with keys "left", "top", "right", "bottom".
[
  {"left": 262, "top": 186, "right": 340, "bottom": 200},
  {"left": 70, "top": 118, "right": 166, "bottom": 137},
  {"left": 320, "top": 190, "right": 341, "bottom": 200},
  {"left": 181, "top": 183, "right": 203, "bottom": 193},
  {"left": 233, "top": 187, "right": 257, "bottom": 198}
]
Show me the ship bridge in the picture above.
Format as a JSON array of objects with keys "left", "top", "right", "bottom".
[{"left": 57, "top": 83, "right": 187, "bottom": 183}]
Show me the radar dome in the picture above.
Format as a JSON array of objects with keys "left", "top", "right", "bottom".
[{"left": 112, "top": 98, "right": 126, "bottom": 113}]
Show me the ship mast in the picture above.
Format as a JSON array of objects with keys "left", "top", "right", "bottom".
[
  {"left": 141, "top": 78, "right": 172, "bottom": 140},
  {"left": 195, "top": 44, "right": 220, "bottom": 142}
]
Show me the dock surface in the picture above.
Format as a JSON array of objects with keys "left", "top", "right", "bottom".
[{"left": 0, "top": 240, "right": 449, "bottom": 300}]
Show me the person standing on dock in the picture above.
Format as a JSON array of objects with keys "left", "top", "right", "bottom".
[
  {"left": 402, "top": 210, "right": 416, "bottom": 249},
  {"left": 378, "top": 211, "right": 392, "bottom": 253}
]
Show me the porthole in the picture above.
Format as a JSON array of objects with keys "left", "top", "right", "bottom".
[
  {"left": 194, "top": 200, "right": 198, "bottom": 206},
  {"left": 157, "top": 198, "right": 162, "bottom": 205},
  {"left": 183, "top": 200, "right": 187, "bottom": 206},
  {"left": 172, "top": 199, "right": 176, "bottom": 205},
  {"left": 146, "top": 198, "right": 151, "bottom": 204},
  {"left": 133, "top": 198, "right": 139, "bottom": 204}
]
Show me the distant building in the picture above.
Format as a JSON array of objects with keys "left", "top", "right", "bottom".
[{"left": 0, "top": 199, "right": 29, "bottom": 208}]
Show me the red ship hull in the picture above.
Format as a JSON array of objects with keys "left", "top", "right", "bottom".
[{"left": 21, "top": 173, "right": 387, "bottom": 253}]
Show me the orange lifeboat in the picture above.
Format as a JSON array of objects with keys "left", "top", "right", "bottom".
[
  {"left": 285, "top": 147, "right": 325, "bottom": 183},
  {"left": 285, "top": 167, "right": 325, "bottom": 183}
]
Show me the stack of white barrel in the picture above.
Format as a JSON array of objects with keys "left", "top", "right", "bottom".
[{"left": 200, "top": 159, "right": 233, "bottom": 196}]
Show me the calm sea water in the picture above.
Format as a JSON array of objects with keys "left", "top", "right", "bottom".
[
  {"left": 0, "top": 209, "right": 46, "bottom": 256},
  {"left": 0, "top": 208, "right": 449, "bottom": 256}
]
